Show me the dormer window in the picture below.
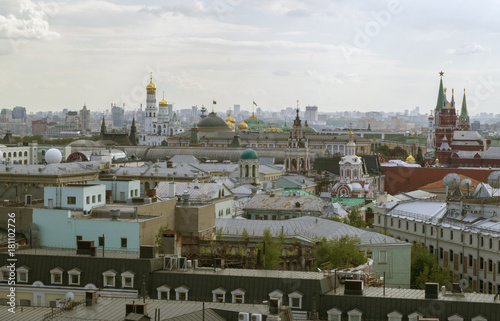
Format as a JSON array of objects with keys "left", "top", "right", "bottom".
[
  {"left": 17, "top": 266, "right": 29, "bottom": 283},
  {"left": 121, "top": 271, "right": 135, "bottom": 288},
  {"left": 68, "top": 268, "right": 81, "bottom": 286},
  {"left": 50, "top": 267, "right": 64, "bottom": 285},
  {"left": 102, "top": 270, "right": 116, "bottom": 287},
  {"left": 175, "top": 285, "right": 189, "bottom": 301},
  {"left": 288, "top": 291, "right": 303, "bottom": 309},
  {"left": 231, "top": 288, "right": 246, "bottom": 303},
  {"left": 212, "top": 287, "right": 227, "bottom": 302}
]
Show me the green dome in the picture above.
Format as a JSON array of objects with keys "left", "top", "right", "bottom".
[
  {"left": 240, "top": 148, "right": 258, "bottom": 160},
  {"left": 197, "top": 112, "right": 231, "bottom": 131}
]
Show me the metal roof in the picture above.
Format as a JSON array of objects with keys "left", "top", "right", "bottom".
[
  {"left": 216, "top": 216, "right": 406, "bottom": 245},
  {"left": 245, "top": 194, "right": 328, "bottom": 212}
]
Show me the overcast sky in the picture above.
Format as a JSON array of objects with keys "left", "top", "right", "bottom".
[{"left": 2, "top": 0, "right": 500, "bottom": 115}]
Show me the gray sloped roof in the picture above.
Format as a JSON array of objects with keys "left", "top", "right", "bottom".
[
  {"left": 482, "top": 147, "right": 500, "bottom": 159},
  {"left": 245, "top": 194, "right": 328, "bottom": 212},
  {"left": 169, "top": 155, "right": 200, "bottom": 164},
  {"left": 453, "top": 130, "right": 483, "bottom": 141},
  {"left": 156, "top": 182, "right": 232, "bottom": 200},
  {"left": 216, "top": 216, "right": 405, "bottom": 245}
]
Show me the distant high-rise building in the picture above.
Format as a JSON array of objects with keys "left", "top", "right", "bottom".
[
  {"left": 0, "top": 109, "right": 12, "bottom": 122},
  {"left": 168, "top": 104, "right": 173, "bottom": 121},
  {"left": 111, "top": 105, "right": 124, "bottom": 127},
  {"left": 12, "top": 106, "right": 27, "bottom": 123},
  {"left": 471, "top": 120, "right": 480, "bottom": 131},
  {"left": 79, "top": 104, "right": 90, "bottom": 131},
  {"left": 192, "top": 105, "right": 198, "bottom": 118},
  {"left": 304, "top": 106, "right": 318, "bottom": 122},
  {"left": 234, "top": 104, "right": 240, "bottom": 115}
]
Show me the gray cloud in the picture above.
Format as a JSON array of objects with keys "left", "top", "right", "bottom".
[{"left": 446, "top": 43, "right": 491, "bottom": 56}]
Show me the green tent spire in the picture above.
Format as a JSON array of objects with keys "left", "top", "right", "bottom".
[
  {"left": 436, "top": 71, "right": 445, "bottom": 110},
  {"left": 460, "top": 89, "right": 468, "bottom": 118}
]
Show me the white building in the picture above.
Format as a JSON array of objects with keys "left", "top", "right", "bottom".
[{"left": 375, "top": 199, "right": 500, "bottom": 294}]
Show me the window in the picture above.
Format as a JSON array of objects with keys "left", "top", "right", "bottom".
[
  {"left": 480, "top": 257, "right": 484, "bottom": 270},
  {"left": 379, "top": 250, "right": 387, "bottom": 264},
  {"left": 130, "top": 190, "right": 133, "bottom": 198},
  {"left": 387, "top": 311, "right": 403, "bottom": 321},
  {"left": 98, "top": 236, "right": 104, "bottom": 247},
  {"left": 489, "top": 259, "right": 493, "bottom": 272},
  {"left": 469, "top": 255, "right": 473, "bottom": 267},
  {"left": 86, "top": 196, "right": 90, "bottom": 204},
  {"left": 212, "top": 287, "right": 227, "bottom": 302},
  {"left": 406, "top": 221, "right": 408, "bottom": 230},
  {"left": 440, "top": 229, "right": 443, "bottom": 238},
  {"left": 175, "top": 285, "right": 189, "bottom": 301},
  {"left": 430, "top": 227, "right": 433, "bottom": 236},
  {"left": 481, "top": 237, "right": 484, "bottom": 247},
  {"left": 68, "top": 196, "right": 76, "bottom": 205},
  {"left": 92, "top": 195, "right": 96, "bottom": 203},
  {"left": 50, "top": 267, "right": 64, "bottom": 285},
  {"left": 498, "top": 261, "right": 500, "bottom": 274},
  {"left": 68, "top": 268, "right": 81, "bottom": 285},
  {"left": 470, "top": 235, "right": 473, "bottom": 245},
  {"left": 17, "top": 266, "right": 29, "bottom": 283},
  {"left": 408, "top": 312, "right": 424, "bottom": 321},
  {"left": 439, "top": 247, "right": 443, "bottom": 260},
  {"left": 460, "top": 252, "right": 463, "bottom": 265},
  {"left": 121, "top": 271, "right": 134, "bottom": 288},
  {"left": 231, "top": 288, "right": 246, "bottom": 304},
  {"left": 450, "top": 230, "right": 453, "bottom": 240},
  {"left": 327, "top": 308, "right": 342, "bottom": 321},
  {"left": 156, "top": 285, "right": 171, "bottom": 300},
  {"left": 447, "top": 314, "right": 464, "bottom": 321},
  {"left": 76, "top": 235, "right": 82, "bottom": 243},
  {"left": 398, "top": 220, "right": 401, "bottom": 229},
  {"left": 103, "top": 270, "right": 116, "bottom": 287},
  {"left": 347, "top": 308, "right": 362, "bottom": 321},
  {"left": 121, "top": 238, "right": 127, "bottom": 248},
  {"left": 0, "top": 266, "right": 11, "bottom": 282},
  {"left": 489, "top": 238, "right": 493, "bottom": 249},
  {"left": 288, "top": 291, "right": 303, "bottom": 309},
  {"left": 422, "top": 225, "right": 425, "bottom": 233},
  {"left": 450, "top": 250, "right": 454, "bottom": 262},
  {"left": 390, "top": 218, "right": 393, "bottom": 227},
  {"left": 378, "top": 216, "right": 381, "bottom": 225},
  {"left": 414, "top": 223, "right": 417, "bottom": 232},
  {"left": 98, "top": 194, "right": 102, "bottom": 202},
  {"left": 268, "top": 290, "right": 284, "bottom": 304},
  {"left": 461, "top": 233, "right": 464, "bottom": 242}
]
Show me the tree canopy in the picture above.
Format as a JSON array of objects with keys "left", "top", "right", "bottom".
[
  {"left": 314, "top": 235, "right": 367, "bottom": 269},
  {"left": 254, "top": 228, "right": 283, "bottom": 270},
  {"left": 411, "top": 243, "right": 455, "bottom": 289}
]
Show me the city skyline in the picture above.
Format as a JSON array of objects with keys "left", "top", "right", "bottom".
[{"left": 2, "top": 0, "right": 500, "bottom": 114}]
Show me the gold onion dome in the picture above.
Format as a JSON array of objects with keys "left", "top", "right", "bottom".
[
  {"left": 249, "top": 112, "right": 258, "bottom": 120},
  {"left": 428, "top": 113, "right": 434, "bottom": 120},
  {"left": 238, "top": 120, "right": 248, "bottom": 130},
  {"left": 146, "top": 73, "right": 156, "bottom": 90},
  {"left": 225, "top": 113, "right": 236, "bottom": 124},
  {"left": 435, "top": 158, "right": 439, "bottom": 163},
  {"left": 349, "top": 129, "right": 354, "bottom": 137},
  {"left": 159, "top": 92, "right": 168, "bottom": 106},
  {"left": 406, "top": 154, "right": 416, "bottom": 164}
]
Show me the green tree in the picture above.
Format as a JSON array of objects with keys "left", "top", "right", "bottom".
[
  {"left": 411, "top": 243, "right": 455, "bottom": 289},
  {"left": 216, "top": 227, "right": 224, "bottom": 240},
  {"left": 375, "top": 145, "right": 390, "bottom": 156},
  {"left": 254, "top": 228, "right": 283, "bottom": 270},
  {"left": 416, "top": 147, "right": 424, "bottom": 166},
  {"left": 342, "top": 207, "right": 367, "bottom": 228},
  {"left": 241, "top": 228, "right": 249, "bottom": 241},
  {"left": 314, "top": 235, "right": 367, "bottom": 269}
]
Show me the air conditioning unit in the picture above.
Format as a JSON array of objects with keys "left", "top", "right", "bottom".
[
  {"left": 164, "top": 257, "right": 179, "bottom": 270},
  {"left": 179, "top": 257, "right": 187, "bottom": 270},
  {"left": 251, "top": 314, "right": 262, "bottom": 321},
  {"left": 238, "top": 312, "right": 249, "bottom": 321},
  {"left": 186, "top": 260, "right": 192, "bottom": 269}
]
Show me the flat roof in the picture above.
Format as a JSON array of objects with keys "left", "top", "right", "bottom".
[
  {"left": 156, "top": 267, "right": 327, "bottom": 280},
  {"left": 328, "top": 285, "right": 497, "bottom": 304},
  {"left": 11, "top": 247, "right": 140, "bottom": 259}
]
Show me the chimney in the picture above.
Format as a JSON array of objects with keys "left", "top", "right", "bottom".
[
  {"left": 425, "top": 282, "right": 439, "bottom": 299},
  {"left": 168, "top": 181, "right": 176, "bottom": 198}
]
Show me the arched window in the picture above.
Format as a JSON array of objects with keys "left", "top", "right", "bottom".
[
  {"left": 346, "top": 169, "right": 350, "bottom": 178},
  {"left": 252, "top": 165, "right": 256, "bottom": 177},
  {"left": 13, "top": 152, "right": 16, "bottom": 157},
  {"left": 24, "top": 151, "right": 28, "bottom": 157},
  {"left": 8, "top": 152, "right": 11, "bottom": 157},
  {"left": 245, "top": 165, "right": 249, "bottom": 177},
  {"left": 353, "top": 169, "right": 357, "bottom": 178}
]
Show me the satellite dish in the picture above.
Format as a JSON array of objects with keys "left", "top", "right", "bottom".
[
  {"left": 461, "top": 178, "right": 472, "bottom": 189},
  {"left": 459, "top": 278, "right": 469, "bottom": 290},
  {"left": 65, "top": 292, "right": 75, "bottom": 301},
  {"left": 442, "top": 173, "right": 461, "bottom": 190},
  {"left": 45, "top": 148, "right": 62, "bottom": 164},
  {"left": 487, "top": 171, "right": 500, "bottom": 189}
]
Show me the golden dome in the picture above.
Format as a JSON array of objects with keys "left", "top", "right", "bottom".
[
  {"left": 159, "top": 91, "right": 168, "bottom": 106},
  {"left": 349, "top": 129, "right": 354, "bottom": 137},
  {"left": 238, "top": 120, "right": 248, "bottom": 130},
  {"left": 406, "top": 154, "right": 416, "bottom": 164},
  {"left": 226, "top": 121, "right": 234, "bottom": 129},
  {"left": 146, "top": 73, "right": 156, "bottom": 90},
  {"left": 225, "top": 113, "right": 235, "bottom": 124},
  {"left": 249, "top": 112, "right": 258, "bottom": 120},
  {"left": 435, "top": 158, "right": 439, "bottom": 163},
  {"left": 428, "top": 114, "right": 434, "bottom": 120}
]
